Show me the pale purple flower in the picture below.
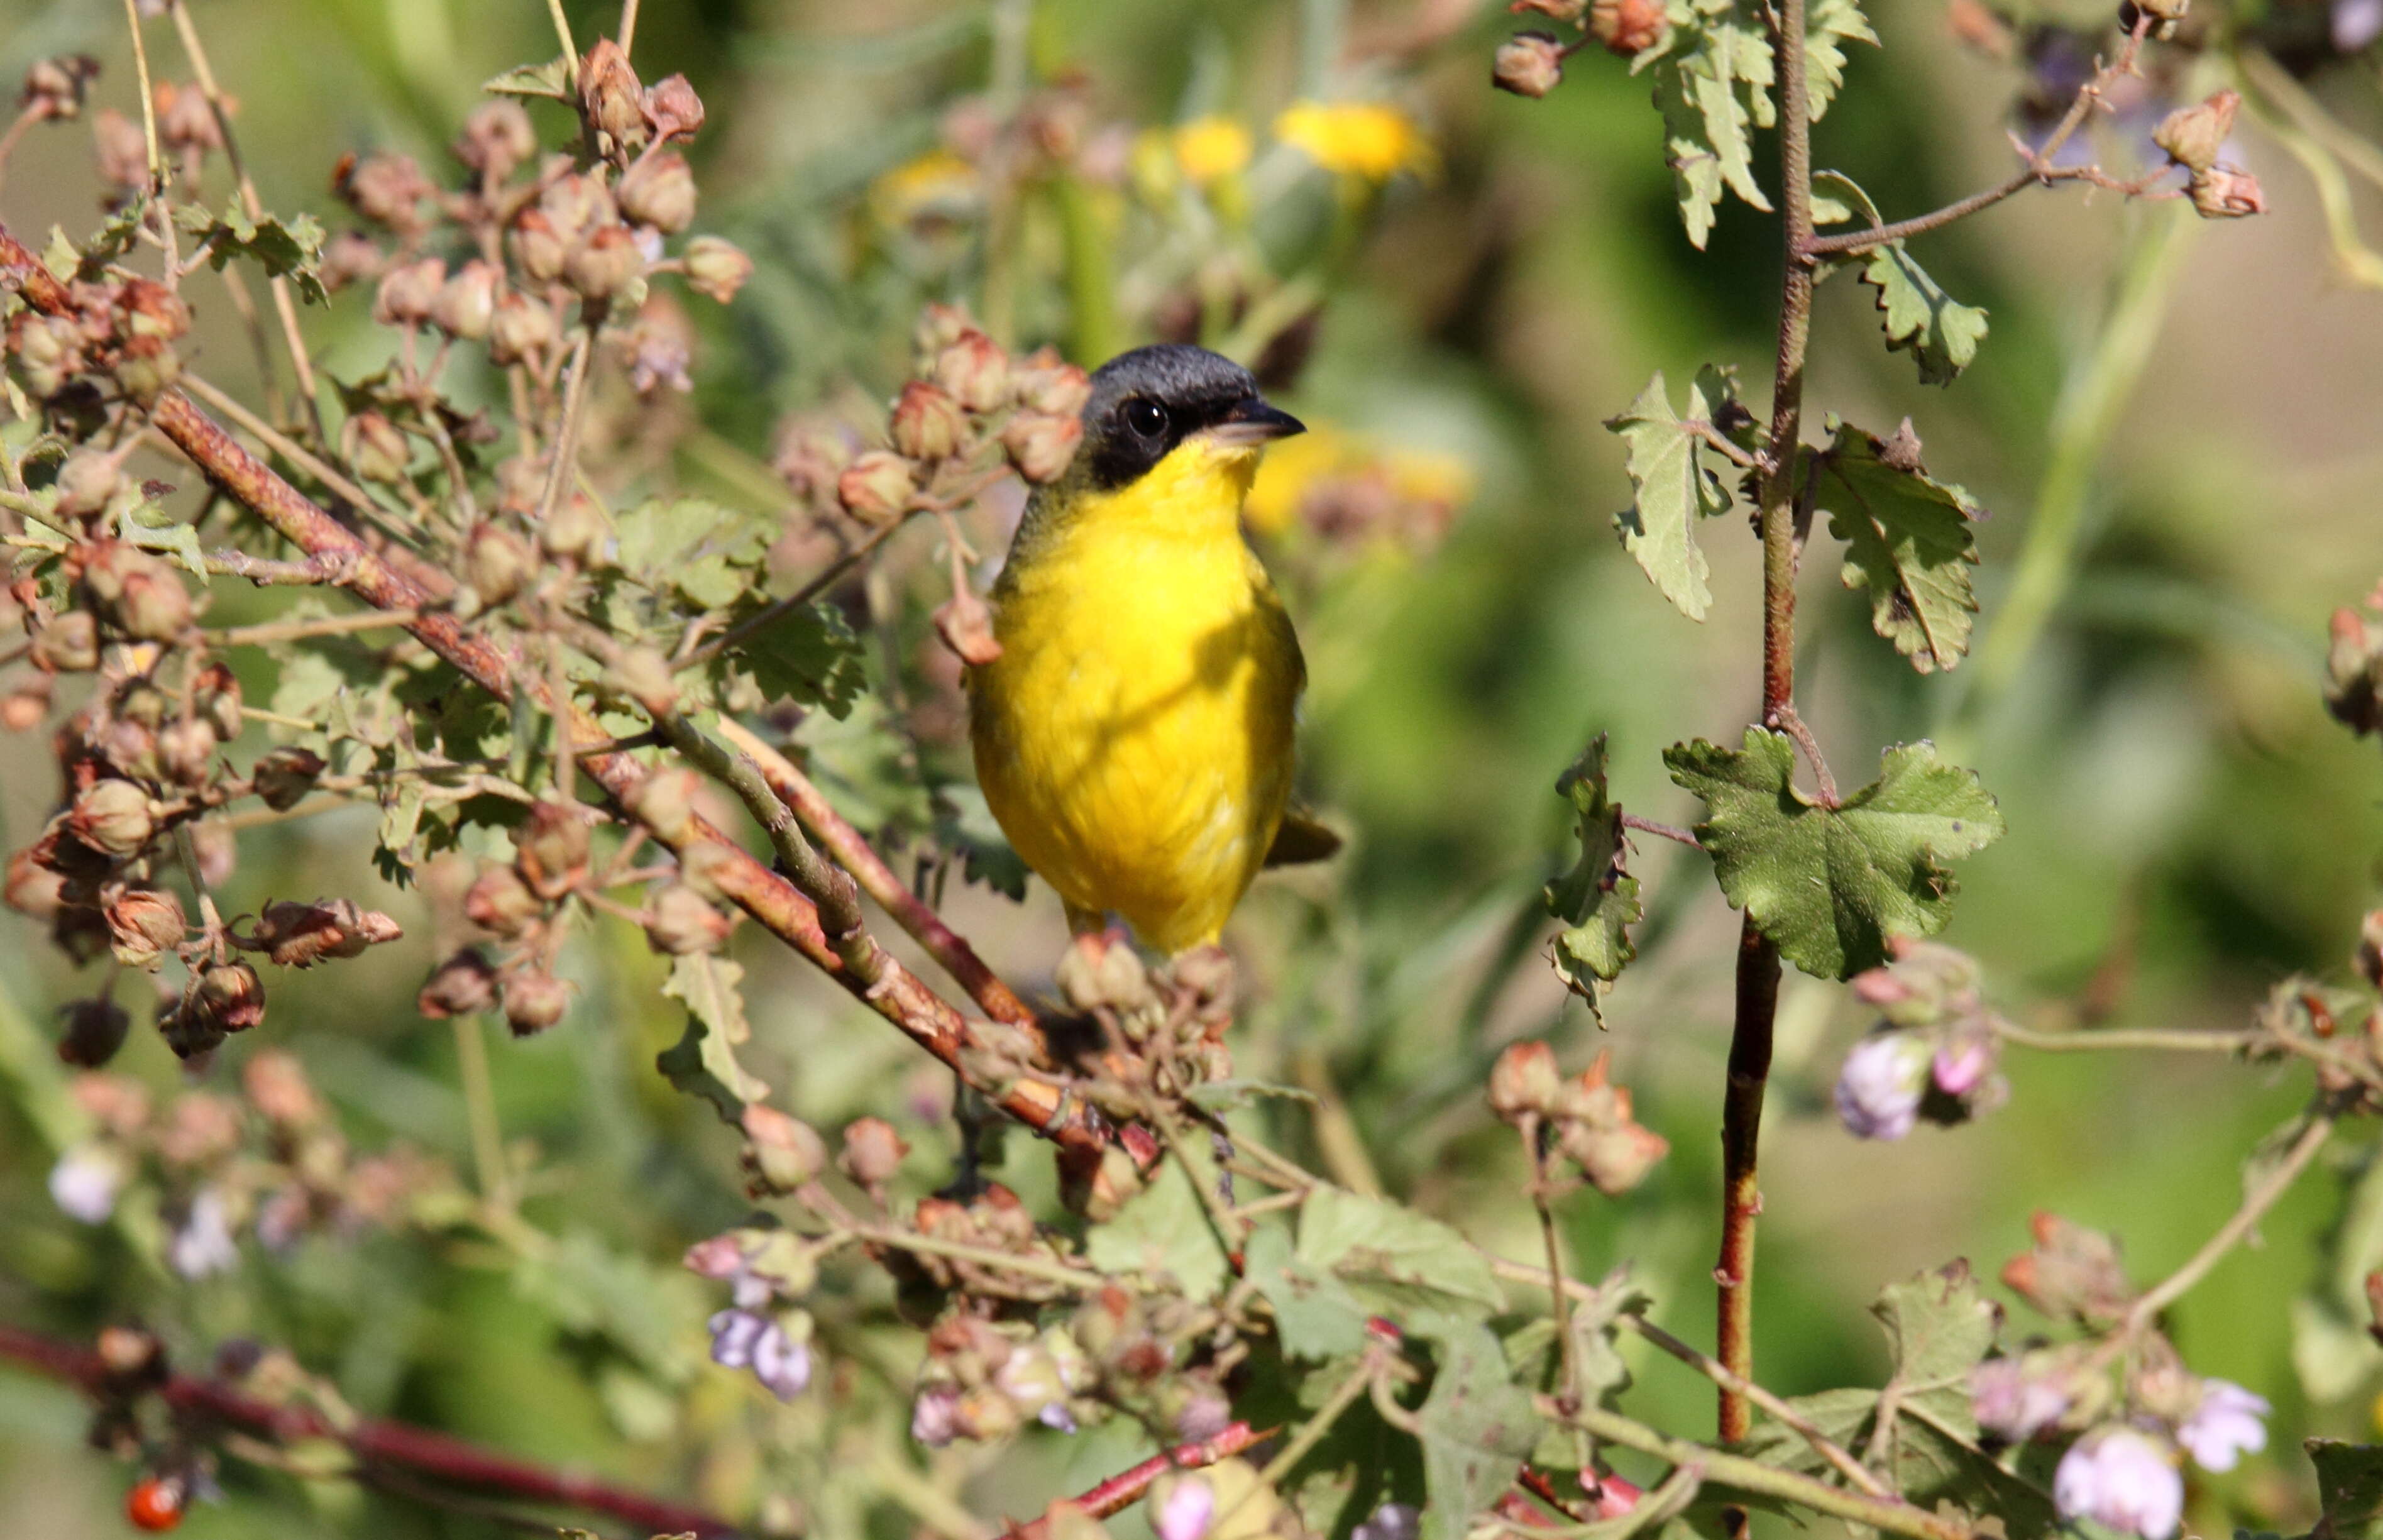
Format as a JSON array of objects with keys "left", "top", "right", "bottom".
[
  {"left": 708, "top": 1308, "right": 810, "bottom": 1401},
  {"left": 1971, "top": 1356, "right": 2070, "bottom": 1441},
  {"left": 2054, "top": 1427, "right": 2184, "bottom": 1540},
  {"left": 48, "top": 1144, "right": 123, "bottom": 1223},
  {"left": 708, "top": 1307, "right": 768, "bottom": 1369},
  {"left": 1039, "top": 1403, "right": 1078, "bottom": 1433},
  {"left": 1834, "top": 1034, "right": 1930, "bottom": 1140},
  {"left": 1352, "top": 1505, "right": 1423, "bottom": 1540},
  {"left": 2336, "top": 0, "right": 2383, "bottom": 53},
  {"left": 2177, "top": 1379, "right": 2269, "bottom": 1472},
  {"left": 169, "top": 1187, "right": 239, "bottom": 1279},
  {"left": 1155, "top": 1476, "right": 1214, "bottom": 1540},
  {"left": 911, "top": 1384, "right": 960, "bottom": 1447}
]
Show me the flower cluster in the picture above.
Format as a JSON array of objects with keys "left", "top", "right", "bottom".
[
  {"left": 1831, "top": 940, "right": 2008, "bottom": 1141},
  {"left": 48, "top": 1054, "right": 454, "bottom": 1277},
  {"left": 1492, "top": 0, "right": 1668, "bottom": 99},
  {"left": 1487, "top": 1040, "right": 1670, "bottom": 1195}
]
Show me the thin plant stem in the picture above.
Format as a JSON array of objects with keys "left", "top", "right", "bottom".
[
  {"left": 1527, "top": 1121, "right": 1593, "bottom": 1470},
  {"left": 2124, "top": 1106, "right": 2337, "bottom": 1328},
  {"left": 546, "top": 0, "right": 580, "bottom": 84},
  {"left": 535, "top": 325, "right": 598, "bottom": 531},
  {"left": 452, "top": 1014, "right": 514, "bottom": 1213},
  {"left": 619, "top": 0, "right": 643, "bottom": 57},
  {"left": 209, "top": 608, "right": 419, "bottom": 647},
  {"left": 1620, "top": 813, "right": 1703, "bottom": 850},
  {"left": 122, "top": 0, "right": 163, "bottom": 194},
  {"left": 1248, "top": 1358, "right": 1376, "bottom": 1496}
]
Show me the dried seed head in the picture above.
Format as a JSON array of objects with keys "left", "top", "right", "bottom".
[
  {"left": 23, "top": 55, "right": 101, "bottom": 121},
  {"left": 70, "top": 779, "right": 155, "bottom": 857},
  {"left": 253, "top": 745, "right": 327, "bottom": 810},
  {"left": 624, "top": 767, "right": 700, "bottom": 843},
  {"left": 1487, "top": 1039, "right": 1563, "bottom": 1120},
  {"left": 541, "top": 172, "right": 620, "bottom": 242},
  {"left": 578, "top": 38, "right": 647, "bottom": 153},
  {"left": 617, "top": 150, "right": 697, "bottom": 234},
  {"left": 644, "top": 881, "right": 734, "bottom": 955},
  {"left": 247, "top": 897, "right": 403, "bottom": 967},
  {"left": 30, "top": 610, "right": 99, "bottom": 673},
  {"left": 57, "top": 997, "right": 131, "bottom": 1067},
  {"left": 540, "top": 490, "right": 615, "bottom": 562},
  {"left": 1494, "top": 33, "right": 1568, "bottom": 97},
  {"left": 319, "top": 231, "right": 385, "bottom": 294},
  {"left": 839, "top": 1117, "right": 910, "bottom": 1186},
  {"left": 487, "top": 290, "right": 560, "bottom": 367},
  {"left": 502, "top": 970, "right": 571, "bottom": 1035},
  {"left": 373, "top": 255, "right": 446, "bottom": 327},
  {"left": 615, "top": 293, "right": 693, "bottom": 394},
  {"left": 2153, "top": 91, "right": 2237, "bottom": 173},
  {"left": 348, "top": 410, "right": 413, "bottom": 485},
  {"left": 508, "top": 207, "right": 570, "bottom": 285},
  {"left": 6, "top": 847, "right": 67, "bottom": 921},
  {"left": 54, "top": 450, "right": 126, "bottom": 520},
  {"left": 243, "top": 1049, "right": 321, "bottom": 1126},
  {"left": 463, "top": 865, "right": 542, "bottom": 938},
  {"left": 933, "top": 329, "right": 1011, "bottom": 413},
  {"left": 431, "top": 260, "right": 500, "bottom": 340},
  {"left": 891, "top": 381, "right": 967, "bottom": 461},
  {"left": 454, "top": 99, "right": 536, "bottom": 182},
  {"left": 2189, "top": 165, "right": 2266, "bottom": 219},
  {"left": 1002, "top": 412, "right": 1083, "bottom": 483},
  {"left": 1011, "top": 351, "right": 1092, "bottom": 417},
  {"left": 837, "top": 450, "right": 916, "bottom": 523},
  {"left": 932, "top": 585, "right": 1003, "bottom": 666},
  {"left": 515, "top": 800, "right": 592, "bottom": 900},
  {"left": 3, "top": 675, "right": 52, "bottom": 732},
  {"left": 741, "top": 1104, "right": 828, "bottom": 1194},
  {"left": 565, "top": 223, "right": 645, "bottom": 302},
  {"left": 157, "top": 718, "right": 218, "bottom": 787},
  {"left": 114, "top": 560, "right": 193, "bottom": 642},
  {"left": 197, "top": 962, "right": 267, "bottom": 1033},
  {"left": 1558, "top": 1117, "right": 1670, "bottom": 1195},
  {"left": 642, "top": 74, "right": 706, "bottom": 141},
  {"left": 1589, "top": 0, "right": 1668, "bottom": 55},
  {"left": 338, "top": 151, "right": 433, "bottom": 234},
  {"left": 112, "top": 335, "right": 182, "bottom": 404},
  {"left": 681, "top": 235, "right": 752, "bottom": 304},
  {"left": 94, "top": 108, "right": 148, "bottom": 190},
  {"left": 105, "top": 884, "right": 185, "bottom": 968},
  {"left": 188, "top": 818, "right": 236, "bottom": 888},
  {"left": 155, "top": 80, "right": 224, "bottom": 158}
]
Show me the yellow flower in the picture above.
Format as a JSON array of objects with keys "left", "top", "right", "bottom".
[
  {"left": 867, "top": 149, "right": 978, "bottom": 224},
  {"left": 1245, "top": 423, "right": 1473, "bottom": 546},
  {"left": 1172, "top": 116, "right": 1254, "bottom": 187},
  {"left": 1245, "top": 427, "right": 1347, "bottom": 536},
  {"left": 1272, "top": 100, "right": 1435, "bottom": 182}
]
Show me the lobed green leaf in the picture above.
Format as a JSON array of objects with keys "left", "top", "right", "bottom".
[{"left": 1807, "top": 417, "right": 1983, "bottom": 673}]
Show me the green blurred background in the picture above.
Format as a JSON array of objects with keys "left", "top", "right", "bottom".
[{"left": 2, "top": 0, "right": 2380, "bottom": 1534}]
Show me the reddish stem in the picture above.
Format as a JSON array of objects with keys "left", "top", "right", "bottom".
[
  {"left": 0, "top": 1324, "right": 737, "bottom": 1536},
  {"left": 1010, "top": 1421, "right": 1263, "bottom": 1536}
]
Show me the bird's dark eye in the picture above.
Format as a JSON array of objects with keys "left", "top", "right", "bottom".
[{"left": 1122, "top": 399, "right": 1169, "bottom": 439}]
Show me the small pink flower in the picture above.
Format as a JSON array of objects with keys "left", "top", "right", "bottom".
[
  {"left": 1834, "top": 1034, "right": 1930, "bottom": 1140},
  {"left": 2177, "top": 1379, "right": 2268, "bottom": 1472},
  {"left": 1932, "top": 1036, "right": 1994, "bottom": 1097},
  {"left": 1971, "top": 1356, "right": 2070, "bottom": 1441},
  {"left": 2054, "top": 1427, "right": 2183, "bottom": 1540},
  {"left": 1155, "top": 1477, "right": 1215, "bottom": 1540},
  {"left": 911, "top": 1384, "right": 960, "bottom": 1447}
]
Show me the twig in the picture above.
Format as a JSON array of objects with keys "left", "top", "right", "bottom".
[
  {"left": 1619, "top": 813, "right": 1703, "bottom": 851},
  {"left": 545, "top": 0, "right": 581, "bottom": 85},
  {"left": 619, "top": 0, "right": 644, "bottom": 57},
  {"left": 535, "top": 324, "right": 599, "bottom": 532},
  {"left": 209, "top": 608, "right": 420, "bottom": 647},
  {"left": 1249, "top": 1358, "right": 1375, "bottom": 1494},
  {"left": 453, "top": 1015, "right": 514, "bottom": 1214},
  {"left": 0, "top": 1324, "right": 735, "bottom": 1536},
  {"left": 1768, "top": 704, "right": 1837, "bottom": 808},
  {"left": 1689, "top": 421, "right": 1762, "bottom": 471},
  {"left": 2123, "top": 1104, "right": 2338, "bottom": 1328},
  {"left": 121, "top": 0, "right": 164, "bottom": 199},
  {"left": 685, "top": 515, "right": 910, "bottom": 669},
  {"left": 1010, "top": 1422, "right": 1264, "bottom": 1537}
]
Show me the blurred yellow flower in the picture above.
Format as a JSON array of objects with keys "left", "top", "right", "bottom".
[
  {"left": 867, "top": 149, "right": 978, "bottom": 224},
  {"left": 1245, "top": 429, "right": 1346, "bottom": 536},
  {"left": 1246, "top": 422, "right": 1471, "bottom": 546},
  {"left": 1172, "top": 116, "right": 1254, "bottom": 186},
  {"left": 1273, "top": 100, "right": 1435, "bottom": 182}
]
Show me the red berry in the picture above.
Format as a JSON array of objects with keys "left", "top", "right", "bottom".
[{"left": 126, "top": 1476, "right": 184, "bottom": 1531}]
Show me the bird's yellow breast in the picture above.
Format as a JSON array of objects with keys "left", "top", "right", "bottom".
[{"left": 969, "top": 441, "right": 1301, "bottom": 954}]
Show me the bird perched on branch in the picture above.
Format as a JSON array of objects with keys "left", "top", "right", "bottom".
[{"left": 969, "top": 344, "right": 1335, "bottom": 955}]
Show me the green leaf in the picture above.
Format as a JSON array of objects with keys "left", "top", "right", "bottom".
[
  {"left": 2292, "top": 1149, "right": 2383, "bottom": 1402},
  {"left": 1862, "top": 245, "right": 1989, "bottom": 386},
  {"left": 1665, "top": 730, "right": 2005, "bottom": 979},
  {"left": 1654, "top": 15, "right": 1775, "bottom": 249},
  {"left": 2310, "top": 1441, "right": 2383, "bottom": 1540},
  {"left": 373, "top": 779, "right": 429, "bottom": 886},
  {"left": 1871, "top": 1262, "right": 1998, "bottom": 1439},
  {"left": 1607, "top": 369, "right": 1741, "bottom": 621},
  {"left": 1807, "top": 418, "right": 1983, "bottom": 673},
  {"left": 1810, "top": 169, "right": 1881, "bottom": 228},
  {"left": 1294, "top": 1188, "right": 1504, "bottom": 1323},
  {"left": 1803, "top": 0, "right": 1879, "bottom": 121},
  {"left": 484, "top": 56, "right": 573, "bottom": 100},
  {"left": 656, "top": 954, "right": 767, "bottom": 1124},
  {"left": 1412, "top": 1320, "right": 1541, "bottom": 1540},
  {"left": 934, "top": 784, "right": 1029, "bottom": 901},
  {"left": 1245, "top": 1219, "right": 1373, "bottom": 1361},
  {"left": 125, "top": 499, "right": 207, "bottom": 578},
  {"left": 613, "top": 497, "right": 769, "bottom": 612},
  {"left": 514, "top": 1229, "right": 707, "bottom": 1382},
  {"left": 1186, "top": 1078, "right": 1319, "bottom": 1114},
  {"left": 1545, "top": 735, "right": 1643, "bottom": 1003},
  {"left": 173, "top": 202, "right": 329, "bottom": 304},
  {"left": 1085, "top": 1137, "right": 1231, "bottom": 1298},
  {"left": 716, "top": 599, "right": 867, "bottom": 718}
]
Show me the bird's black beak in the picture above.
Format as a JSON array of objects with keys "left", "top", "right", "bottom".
[{"left": 1206, "top": 396, "right": 1306, "bottom": 448}]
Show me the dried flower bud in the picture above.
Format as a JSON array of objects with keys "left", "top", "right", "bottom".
[
  {"left": 30, "top": 610, "right": 99, "bottom": 673},
  {"left": 541, "top": 490, "right": 614, "bottom": 563},
  {"left": 643, "top": 74, "right": 707, "bottom": 140},
  {"left": 566, "top": 223, "right": 645, "bottom": 302},
  {"left": 198, "top": 962, "right": 267, "bottom": 1033},
  {"left": 70, "top": 779, "right": 155, "bottom": 857},
  {"left": 3, "top": 676, "right": 52, "bottom": 732},
  {"left": 24, "top": 55, "right": 101, "bottom": 121},
  {"left": 578, "top": 38, "right": 646, "bottom": 152},
  {"left": 1558, "top": 1117, "right": 1670, "bottom": 1195},
  {"left": 542, "top": 172, "right": 619, "bottom": 240},
  {"left": 742, "top": 1104, "right": 828, "bottom": 1194},
  {"left": 935, "top": 330, "right": 1011, "bottom": 413},
  {"left": 157, "top": 718, "right": 217, "bottom": 786},
  {"left": 464, "top": 520, "right": 538, "bottom": 605},
  {"left": 248, "top": 898, "right": 402, "bottom": 967},
  {"left": 891, "top": 381, "right": 967, "bottom": 461},
  {"left": 1488, "top": 1040, "right": 1563, "bottom": 1120},
  {"left": 1055, "top": 931, "right": 1156, "bottom": 1013},
  {"left": 1003, "top": 412, "right": 1083, "bottom": 483},
  {"left": 54, "top": 450, "right": 125, "bottom": 520},
  {"left": 1012, "top": 353, "right": 1092, "bottom": 417},
  {"left": 2154, "top": 91, "right": 2237, "bottom": 173},
  {"left": 5, "top": 847, "right": 65, "bottom": 921},
  {"left": 112, "top": 336, "right": 181, "bottom": 404},
  {"left": 607, "top": 647, "right": 678, "bottom": 715},
  {"left": 933, "top": 584, "right": 1003, "bottom": 666},
  {"left": 11, "top": 313, "right": 85, "bottom": 397},
  {"left": 57, "top": 997, "right": 130, "bottom": 1067},
  {"left": 509, "top": 208, "right": 570, "bottom": 285},
  {"left": 253, "top": 745, "right": 326, "bottom": 810},
  {"left": 348, "top": 410, "right": 413, "bottom": 485},
  {"left": 618, "top": 150, "right": 698, "bottom": 233},
  {"left": 116, "top": 561, "right": 192, "bottom": 642},
  {"left": 454, "top": 99, "right": 536, "bottom": 182},
  {"left": 156, "top": 80, "right": 223, "bottom": 158},
  {"left": 417, "top": 950, "right": 500, "bottom": 1018},
  {"left": 373, "top": 256, "right": 445, "bottom": 327},
  {"left": 502, "top": 970, "right": 571, "bottom": 1035},
  {"left": 463, "top": 865, "right": 542, "bottom": 938},
  {"left": 242, "top": 1050, "right": 319, "bottom": 1128},
  {"left": 318, "top": 231, "right": 383, "bottom": 294},
  {"left": 516, "top": 800, "right": 592, "bottom": 901},
  {"left": 838, "top": 450, "right": 916, "bottom": 522},
  {"left": 624, "top": 766, "right": 700, "bottom": 842},
  {"left": 94, "top": 108, "right": 148, "bottom": 190},
  {"left": 681, "top": 234, "right": 752, "bottom": 304},
  {"left": 1494, "top": 33, "right": 1568, "bottom": 97},
  {"left": 106, "top": 885, "right": 185, "bottom": 967},
  {"left": 2188, "top": 165, "right": 2265, "bottom": 219},
  {"left": 616, "top": 293, "right": 693, "bottom": 394},
  {"left": 431, "top": 260, "right": 500, "bottom": 340},
  {"left": 644, "top": 881, "right": 734, "bottom": 954},
  {"left": 338, "top": 151, "right": 433, "bottom": 233},
  {"left": 487, "top": 290, "right": 559, "bottom": 367},
  {"left": 839, "top": 1117, "right": 910, "bottom": 1186},
  {"left": 120, "top": 278, "right": 192, "bottom": 341},
  {"left": 1590, "top": 0, "right": 1668, "bottom": 55}
]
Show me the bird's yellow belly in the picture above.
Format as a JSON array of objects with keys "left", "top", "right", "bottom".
[{"left": 971, "top": 540, "right": 1298, "bottom": 954}]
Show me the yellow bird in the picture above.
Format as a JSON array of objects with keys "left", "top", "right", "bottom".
[{"left": 969, "top": 345, "right": 1319, "bottom": 955}]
